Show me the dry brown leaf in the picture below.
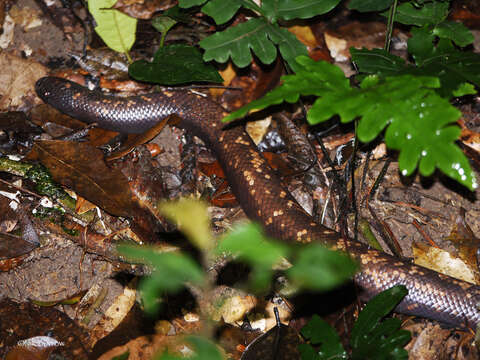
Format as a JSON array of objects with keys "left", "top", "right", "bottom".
[
  {"left": 0, "top": 52, "right": 46, "bottom": 110},
  {"left": 412, "top": 242, "right": 479, "bottom": 284}
]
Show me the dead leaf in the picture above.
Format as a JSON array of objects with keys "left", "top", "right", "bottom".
[
  {"left": 0, "top": 52, "right": 46, "bottom": 110},
  {"left": 413, "top": 242, "right": 479, "bottom": 284},
  {"left": 28, "top": 140, "right": 139, "bottom": 217}
]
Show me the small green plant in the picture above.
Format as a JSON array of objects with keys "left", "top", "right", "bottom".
[
  {"left": 178, "top": 0, "right": 342, "bottom": 72},
  {"left": 119, "top": 199, "right": 357, "bottom": 314},
  {"left": 118, "top": 199, "right": 410, "bottom": 359},
  {"left": 300, "top": 286, "right": 410, "bottom": 360}
]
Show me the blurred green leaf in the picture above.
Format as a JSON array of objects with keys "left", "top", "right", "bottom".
[
  {"left": 217, "top": 222, "right": 289, "bottom": 290},
  {"left": 129, "top": 44, "right": 223, "bottom": 85},
  {"left": 159, "top": 198, "right": 215, "bottom": 251},
  {"left": 88, "top": 0, "right": 137, "bottom": 53},
  {"left": 287, "top": 244, "right": 357, "bottom": 291},
  {"left": 300, "top": 314, "right": 347, "bottom": 360},
  {"left": 217, "top": 222, "right": 289, "bottom": 268},
  {"left": 118, "top": 245, "right": 205, "bottom": 313}
]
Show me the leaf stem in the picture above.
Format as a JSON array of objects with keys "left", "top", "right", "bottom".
[{"left": 384, "top": 0, "right": 398, "bottom": 52}]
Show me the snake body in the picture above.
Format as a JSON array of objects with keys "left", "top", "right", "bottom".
[{"left": 35, "top": 76, "right": 480, "bottom": 328}]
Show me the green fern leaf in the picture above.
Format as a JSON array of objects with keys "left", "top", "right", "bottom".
[
  {"left": 199, "top": 17, "right": 307, "bottom": 71},
  {"left": 225, "top": 56, "right": 477, "bottom": 190},
  {"left": 384, "top": 1, "right": 449, "bottom": 26}
]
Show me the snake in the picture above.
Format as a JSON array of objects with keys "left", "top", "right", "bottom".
[{"left": 35, "top": 76, "right": 480, "bottom": 329}]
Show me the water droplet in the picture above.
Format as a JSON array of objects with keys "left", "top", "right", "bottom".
[
  {"left": 421, "top": 150, "right": 427, "bottom": 156},
  {"left": 461, "top": 175, "right": 467, "bottom": 181},
  {"left": 436, "top": 130, "right": 441, "bottom": 135},
  {"left": 406, "top": 134, "right": 412, "bottom": 140},
  {"left": 459, "top": 168, "right": 465, "bottom": 176},
  {"left": 401, "top": 169, "right": 408, "bottom": 176},
  {"left": 420, "top": 102, "right": 426, "bottom": 108},
  {"left": 419, "top": 112, "right": 424, "bottom": 119}
]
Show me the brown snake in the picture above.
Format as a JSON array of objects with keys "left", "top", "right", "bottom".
[{"left": 35, "top": 76, "right": 480, "bottom": 329}]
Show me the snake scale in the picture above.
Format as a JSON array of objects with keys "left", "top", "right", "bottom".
[{"left": 35, "top": 76, "right": 480, "bottom": 329}]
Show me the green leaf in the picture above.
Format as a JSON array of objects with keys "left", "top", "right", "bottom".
[
  {"left": 159, "top": 198, "right": 215, "bottom": 250},
  {"left": 263, "top": 22, "right": 310, "bottom": 72},
  {"left": 351, "top": 48, "right": 407, "bottom": 75},
  {"left": 262, "top": 0, "right": 341, "bottom": 21},
  {"left": 433, "top": 21, "right": 474, "bottom": 47},
  {"left": 408, "top": 27, "right": 480, "bottom": 96},
  {"left": 350, "top": 286, "right": 407, "bottom": 350},
  {"left": 224, "top": 56, "right": 349, "bottom": 121},
  {"left": 298, "top": 344, "right": 320, "bottom": 360},
  {"left": 453, "top": 82, "right": 476, "bottom": 97},
  {"left": 287, "top": 244, "right": 357, "bottom": 291},
  {"left": 348, "top": 0, "right": 393, "bottom": 12},
  {"left": 151, "top": 14, "right": 177, "bottom": 47},
  {"left": 178, "top": 0, "right": 207, "bottom": 7},
  {"left": 353, "top": 31, "right": 480, "bottom": 98},
  {"left": 217, "top": 222, "right": 289, "bottom": 291},
  {"left": 201, "top": 0, "right": 243, "bottom": 24},
  {"left": 200, "top": 18, "right": 276, "bottom": 67},
  {"left": 199, "top": 17, "right": 307, "bottom": 71},
  {"left": 352, "top": 40, "right": 480, "bottom": 99},
  {"left": 88, "top": 0, "right": 137, "bottom": 53},
  {"left": 151, "top": 15, "right": 177, "bottom": 35},
  {"left": 300, "top": 315, "right": 347, "bottom": 359},
  {"left": 350, "top": 287, "right": 410, "bottom": 360},
  {"left": 155, "top": 336, "right": 223, "bottom": 360},
  {"left": 225, "top": 56, "right": 478, "bottom": 190},
  {"left": 407, "top": 26, "right": 436, "bottom": 65},
  {"left": 129, "top": 44, "right": 223, "bottom": 85},
  {"left": 117, "top": 245, "right": 205, "bottom": 314},
  {"left": 387, "top": 1, "right": 449, "bottom": 26}
]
